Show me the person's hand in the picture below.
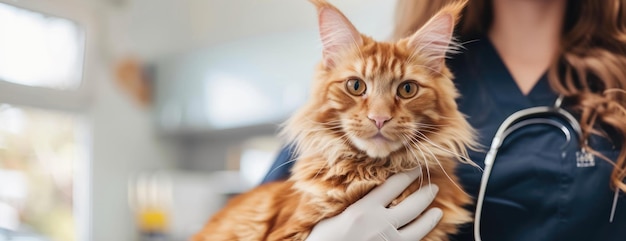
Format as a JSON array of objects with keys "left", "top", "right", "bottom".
[{"left": 305, "top": 168, "right": 442, "bottom": 241}]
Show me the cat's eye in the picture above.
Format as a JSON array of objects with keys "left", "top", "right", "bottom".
[
  {"left": 397, "top": 81, "right": 419, "bottom": 99},
  {"left": 346, "top": 78, "right": 366, "bottom": 96}
]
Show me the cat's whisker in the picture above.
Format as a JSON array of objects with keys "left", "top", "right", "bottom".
[
  {"left": 403, "top": 133, "right": 434, "bottom": 187},
  {"left": 413, "top": 125, "right": 441, "bottom": 132},
  {"left": 403, "top": 129, "right": 471, "bottom": 197},
  {"left": 299, "top": 121, "right": 343, "bottom": 129},
  {"left": 415, "top": 140, "right": 433, "bottom": 189},
  {"left": 401, "top": 134, "right": 428, "bottom": 189},
  {"left": 312, "top": 161, "right": 327, "bottom": 180},
  {"left": 300, "top": 128, "right": 344, "bottom": 135},
  {"left": 435, "top": 115, "right": 464, "bottom": 120},
  {"left": 458, "top": 38, "right": 480, "bottom": 48},
  {"left": 265, "top": 157, "right": 299, "bottom": 180},
  {"left": 399, "top": 124, "right": 471, "bottom": 166},
  {"left": 302, "top": 117, "right": 344, "bottom": 125},
  {"left": 409, "top": 133, "right": 471, "bottom": 164},
  {"left": 409, "top": 128, "right": 476, "bottom": 166},
  {"left": 413, "top": 124, "right": 441, "bottom": 131},
  {"left": 411, "top": 129, "right": 476, "bottom": 154},
  {"left": 301, "top": 127, "right": 343, "bottom": 134},
  {"left": 415, "top": 122, "right": 447, "bottom": 128},
  {"left": 410, "top": 123, "right": 483, "bottom": 161},
  {"left": 294, "top": 121, "right": 344, "bottom": 134},
  {"left": 300, "top": 121, "right": 344, "bottom": 129},
  {"left": 409, "top": 135, "right": 468, "bottom": 195},
  {"left": 412, "top": 128, "right": 462, "bottom": 141},
  {"left": 298, "top": 125, "right": 342, "bottom": 132},
  {"left": 411, "top": 129, "right": 443, "bottom": 137}
]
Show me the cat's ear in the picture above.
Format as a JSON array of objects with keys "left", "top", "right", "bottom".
[
  {"left": 407, "top": 3, "right": 464, "bottom": 72},
  {"left": 311, "top": 0, "right": 363, "bottom": 68}
]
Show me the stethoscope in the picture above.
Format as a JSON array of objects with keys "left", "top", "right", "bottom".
[{"left": 473, "top": 95, "right": 620, "bottom": 241}]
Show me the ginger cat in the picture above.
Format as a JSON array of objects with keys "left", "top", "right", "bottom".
[{"left": 193, "top": 1, "right": 475, "bottom": 240}]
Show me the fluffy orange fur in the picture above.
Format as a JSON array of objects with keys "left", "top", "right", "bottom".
[{"left": 193, "top": 1, "right": 475, "bottom": 240}]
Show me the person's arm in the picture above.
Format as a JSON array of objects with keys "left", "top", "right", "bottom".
[{"left": 261, "top": 145, "right": 296, "bottom": 183}]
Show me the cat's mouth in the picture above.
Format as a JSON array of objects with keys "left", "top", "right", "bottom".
[
  {"left": 371, "top": 133, "right": 391, "bottom": 142},
  {"left": 350, "top": 131, "right": 403, "bottom": 158}
]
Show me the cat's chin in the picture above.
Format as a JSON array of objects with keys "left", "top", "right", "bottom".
[{"left": 351, "top": 136, "right": 403, "bottom": 158}]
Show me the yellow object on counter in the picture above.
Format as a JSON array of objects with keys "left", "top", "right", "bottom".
[{"left": 137, "top": 209, "right": 168, "bottom": 232}]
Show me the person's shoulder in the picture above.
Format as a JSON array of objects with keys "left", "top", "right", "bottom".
[
  {"left": 446, "top": 37, "right": 489, "bottom": 82},
  {"left": 448, "top": 37, "right": 485, "bottom": 64}
]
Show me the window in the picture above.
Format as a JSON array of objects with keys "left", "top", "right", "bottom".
[
  {"left": 0, "top": 104, "right": 87, "bottom": 241},
  {"left": 0, "top": 2, "right": 91, "bottom": 241},
  {"left": 0, "top": 2, "right": 85, "bottom": 90}
]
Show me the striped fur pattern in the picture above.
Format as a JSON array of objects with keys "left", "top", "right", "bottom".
[{"left": 193, "top": 1, "right": 475, "bottom": 240}]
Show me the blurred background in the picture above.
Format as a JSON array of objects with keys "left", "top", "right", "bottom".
[{"left": 0, "top": 0, "right": 396, "bottom": 240}]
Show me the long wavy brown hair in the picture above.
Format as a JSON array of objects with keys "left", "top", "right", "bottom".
[{"left": 393, "top": 0, "right": 626, "bottom": 193}]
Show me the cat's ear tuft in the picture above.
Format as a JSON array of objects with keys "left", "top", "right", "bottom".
[
  {"left": 407, "top": 2, "right": 464, "bottom": 72},
  {"left": 311, "top": 0, "right": 363, "bottom": 68}
]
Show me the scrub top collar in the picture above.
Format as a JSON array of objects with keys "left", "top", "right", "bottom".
[{"left": 478, "top": 37, "right": 558, "bottom": 109}]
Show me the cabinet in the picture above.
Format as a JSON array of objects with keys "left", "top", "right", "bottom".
[{"left": 153, "top": 31, "right": 321, "bottom": 132}]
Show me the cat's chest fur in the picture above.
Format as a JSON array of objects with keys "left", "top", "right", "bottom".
[
  {"left": 290, "top": 153, "right": 412, "bottom": 211},
  {"left": 272, "top": 151, "right": 453, "bottom": 241}
]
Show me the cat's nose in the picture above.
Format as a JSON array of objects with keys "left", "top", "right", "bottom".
[{"left": 368, "top": 115, "right": 391, "bottom": 129}]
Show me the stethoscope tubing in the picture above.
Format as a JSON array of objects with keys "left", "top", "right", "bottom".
[{"left": 474, "top": 106, "right": 583, "bottom": 241}]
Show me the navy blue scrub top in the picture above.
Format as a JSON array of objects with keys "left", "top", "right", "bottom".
[{"left": 262, "top": 38, "right": 626, "bottom": 241}]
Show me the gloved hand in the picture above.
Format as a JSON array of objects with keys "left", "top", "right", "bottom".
[{"left": 305, "top": 168, "right": 442, "bottom": 241}]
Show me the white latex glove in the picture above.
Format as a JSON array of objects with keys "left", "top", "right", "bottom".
[{"left": 306, "top": 168, "right": 442, "bottom": 241}]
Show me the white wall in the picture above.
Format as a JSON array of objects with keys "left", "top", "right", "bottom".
[
  {"left": 45, "top": 1, "right": 182, "bottom": 240},
  {"left": 102, "top": 0, "right": 398, "bottom": 60},
  {"left": 89, "top": 60, "right": 177, "bottom": 241},
  {"left": 86, "top": 9, "right": 179, "bottom": 241}
]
